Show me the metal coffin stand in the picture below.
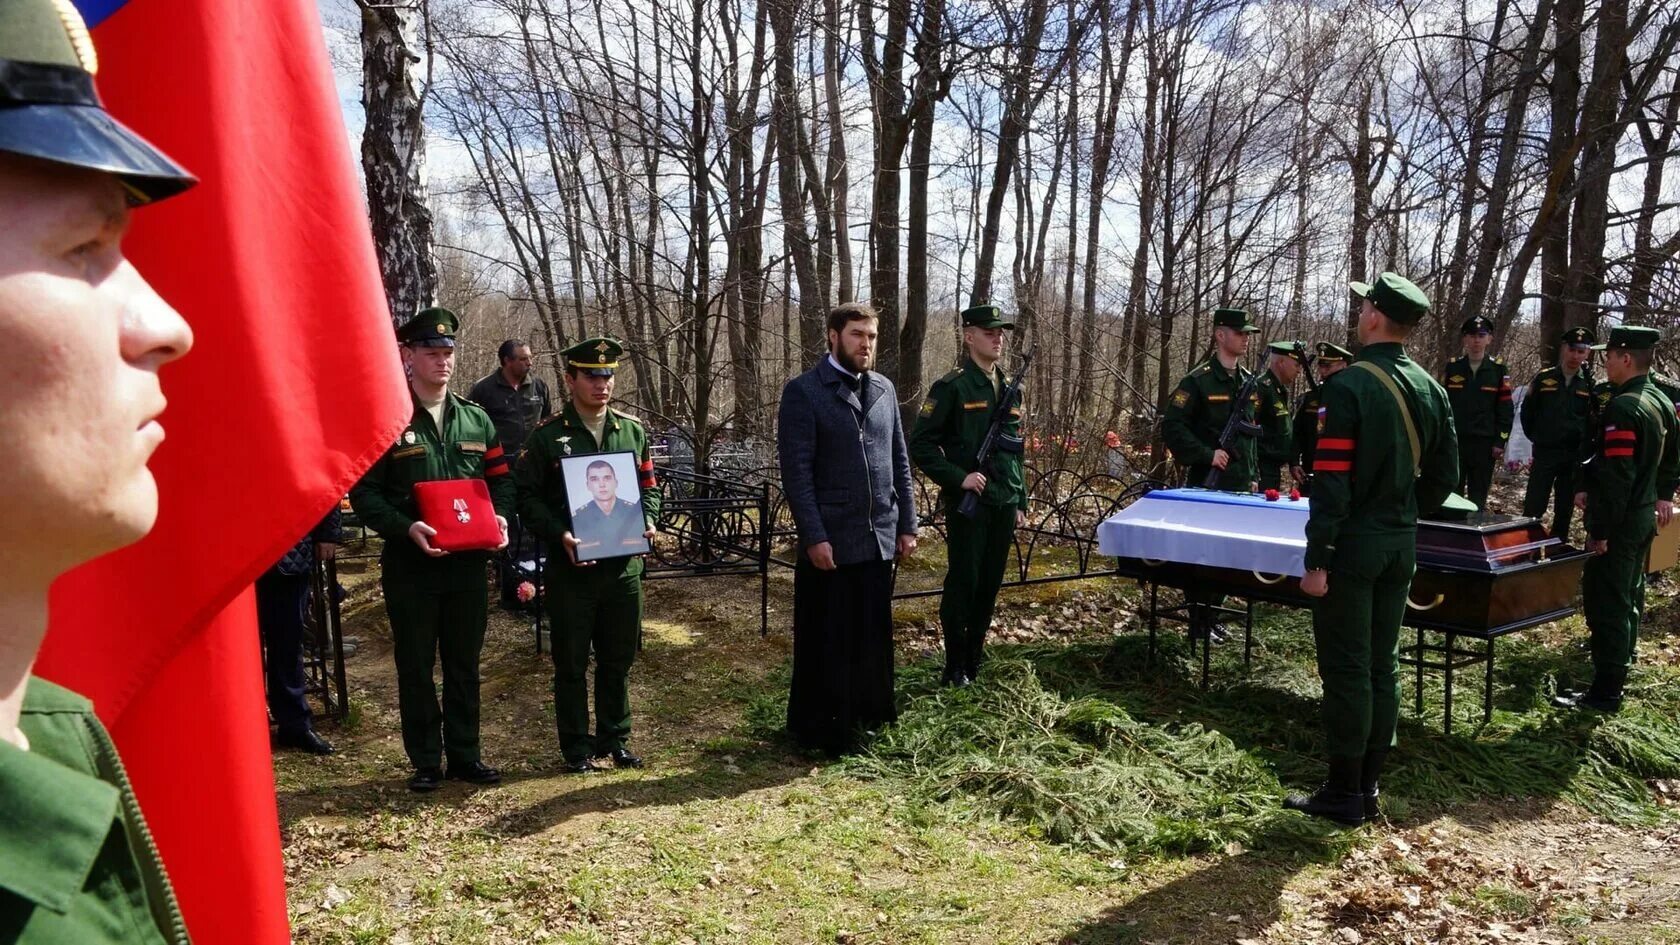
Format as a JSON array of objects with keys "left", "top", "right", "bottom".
[{"left": 1116, "top": 514, "right": 1588, "bottom": 732}]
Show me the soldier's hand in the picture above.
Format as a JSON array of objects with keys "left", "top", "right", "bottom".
[
  {"left": 1574, "top": 491, "right": 1589, "bottom": 511},
  {"left": 896, "top": 534, "right": 917, "bottom": 558},
  {"left": 408, "top": 521, "right": 448, "bottom": 557},
  {"left": 494, "top": 515, "right": 510, "bottom": 551},
  {"left": 1211, "top": 449, "right": 1230, "bottom": 470},
  {"left": 1588, "top": 539, "right": 1609, "bottom": 555},
  {"left": 315, "top": 542, "right": 340, "bottom": 562},
  {"left": 1016, "top": 510, "right": 1028, "bottom": 529},
  {"left": 1300, "top": 568, "right": 1329, "bottom": 597},
  {"left": 962, "top": 472, "right": 988, "bottom": 493},
  {"left": 807, "top": 541, "right": 837, "bottom": 571},
  {"left": 561, "top": 531, "right": 597, "bottom": 567},
  {"left": 1289, "top": 466, "right": 1306, "bottom": 485},
  {"left": 1492, "top": 446, "right": 1505, "bottom": 461},
  {"left": 1659, "top": 500, "right": 1674, "bottom": 528}
]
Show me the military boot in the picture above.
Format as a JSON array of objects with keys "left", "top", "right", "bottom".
[
  {"left": 1360, "top": 749, "right": 1389, "bottom": 821},
  {"left": 1284, "top": 756, "right": 1365, "bottom": 827},
  {"left": 1552, "top": 669, "right": 1626, "bottom": 713}
]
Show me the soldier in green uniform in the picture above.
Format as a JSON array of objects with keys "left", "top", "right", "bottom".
[
  {"left": 1288, "top": 273, "right": 1458, "bottom": 827},
  {"left": 1289, "top": 342, "right": 1353, "bottom": 495},
  {"left": 1442, "top": 315, "right": 1513, "bottom": 510},
  {"left": 516, "top": 338, "right": 662, "bottom": 772},
  {"left": 1553, "top": 326, "right": 1680, "bottom": 713},
  {"left": 1160, "top": 307, "right": 1262, "bottom": 642},
  {"left": 350, "top": 309, "right": 514, "bottom": 793},
  {"left": 909, "top": 304, "right": 1029, "bottom": 685},
  {"left": 0, "top": 1, "right": 200, "bottom": 934},
  {"left": 1520, "top": 327, "right": 1596, "bottom": 539},
  {"left": 1161, "top": 307, "right": 1263, "bottom": 490},
  {"left": 1256, "top": 340, "right": 1306, "bottom": 490},
  {"left": 0, "top": 2, "right": 197, "bottom": 938}
]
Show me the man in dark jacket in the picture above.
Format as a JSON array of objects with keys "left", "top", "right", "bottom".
[
  {"left": 470, "top": 339, "right": 553, "bottom": 609},
  {"left": 258, "top": 510, "right": 343, "bottom": 754},
  {"left": 776, "top": 303, "right": 918, "bottom": 754}
]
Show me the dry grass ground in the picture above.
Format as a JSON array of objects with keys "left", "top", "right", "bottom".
[{"left": 281, "top": 532, "right": 1680, "bottom": 944}]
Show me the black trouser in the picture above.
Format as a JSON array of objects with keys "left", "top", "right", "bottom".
[
  {"left": 1458, "top": 436, "right": 1497, "bottom": 509},
  {"left": 1523, "top": 446, "right": 1578, "bottom": 538},
  {"left": 256, "top": 569, "right": 313, "bottom": 735}
]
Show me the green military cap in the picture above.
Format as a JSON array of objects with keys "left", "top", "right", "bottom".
[
  {"left": 1460, "top": 315, "right": 1494, "bottom": 335},
  {"left": 0, "top": 0, "right": 195, "bottom": 204},
  {"left": 1266, "top": 340, "right": 1307, "bottom": 362},
  {"left": 1213, "top": 307, "right": 1260, "bottom": 333},
  {"left": 1350, "top": 272, "right": 1431, "bottom": 325},
  {"left": 961, "top": 302, "right": 1015, "bottom": 330},
  {"left": 397, "top": 306, "right": 459, "bottom": 348},
  {"left": 1592, "top": 325, "right": 1662, "bottom": 352},
  {"left": 1315, "top": 342, "right": 1354, "bottom": 362},
  {"left": 1560, "top": 326, "right": 1596, "bottom": 347},
  {"left": 563, "top": 336, "right": 625, "bottom": 376}
]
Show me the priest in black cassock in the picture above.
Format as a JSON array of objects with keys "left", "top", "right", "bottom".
[{"left": 776, "top": 303, "right": 919, "bottom": 754}]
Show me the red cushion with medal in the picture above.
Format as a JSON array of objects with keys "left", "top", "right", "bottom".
[{"left": 413, "top": 479, "right": 502, "bottom": 552}]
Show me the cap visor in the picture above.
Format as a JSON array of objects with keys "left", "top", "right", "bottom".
[
  {"left": 1242, "top": 325, "right": 1261, "bottom": 333},
  {"left": 0, "top": 103, "right": 195, "bottom": 204},
  {"left": 412, "top": 338, "right": 455, "bottom": 348},
  {"left": 581, "top": 368, "right": 616, "bottom": 377},
  {"left": 1591, "top": 343, "right": 1609, "bottom": 351},
  {"left": 1348, "top": 281, "right": 1372, "bottom": 298}
]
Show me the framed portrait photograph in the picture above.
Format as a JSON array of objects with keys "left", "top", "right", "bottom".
[{"left": 561, "top": 450, "right": 652, "bottom": 562}]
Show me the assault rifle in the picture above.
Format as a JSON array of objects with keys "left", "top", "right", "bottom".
[
  {"left": 1201, "top": 352, "right": 1267, "bottom": 489},
  {"left": 959, "top": 346, "right": 1036, "bottom": 519}
]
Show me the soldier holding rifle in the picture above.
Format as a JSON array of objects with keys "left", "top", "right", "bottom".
[{"left": 910, "top": 303, "right": 1031, "bottom": 687}]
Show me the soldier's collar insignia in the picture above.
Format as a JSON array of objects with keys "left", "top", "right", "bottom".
[{"left": 403, "top": 430, "right": 416, "bottom": 445}]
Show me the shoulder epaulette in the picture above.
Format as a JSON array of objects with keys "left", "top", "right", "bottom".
[
  {"left": 613, "top": 410, "right": 642, "bottom": 425},
  {"left": 1189, "top": 363, "right": 1210, "bottom": 377},
  {"left": 938, "top": 369, "right": 962, "bottom": 384},
  {"left": 533, "top": 413, "right": 567, "bottom": 432}
]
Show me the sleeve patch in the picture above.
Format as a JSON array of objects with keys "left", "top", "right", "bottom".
[
  {"left": 1171, "top": 389, "right": 1191, "bottom": 408},
  {"left": 920, "top": 400, "right": 937, "bottom": 416}
]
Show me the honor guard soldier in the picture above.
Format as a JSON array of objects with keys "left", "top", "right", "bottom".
[
  {"left": 1289, "top": 274, "right": 1458, "bottom": 827},
  {"left": 910, "top": 303, "right": 1029, "bottom": 685},
  {"left": 1442, "top": 315, "right": 1513, "bottom": 510},
  {"left": 1521, "top": 326, "right": 1597, "bottom": 538},
  {"left": 1290, "top": 342, "right": 1353, "bottom": 494},
  {"left": 0, "top": 0, "right": 197, "bottom": 939},
  {"left": 350, "top": 308, "right": 514, "bottom": 792},
  {"left": 1161, "top": 306, "right": 1261, "bottom": 642},
  {"left": 1256, "top": 340, "right": 1306, "bottom": 490},
  {"left": 1161, "top": 306, "right": 1263, "bottom": 490},
  {"left": 515, "top": 338, "right": 662, "bottom": 772},
  {"left": 1554, "top": 326, "right": 1680, "bottom": 712}
]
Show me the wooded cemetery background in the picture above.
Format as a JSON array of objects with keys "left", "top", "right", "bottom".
[{"left": 325, "top": 0, "right": 1678, "bottom": 466}]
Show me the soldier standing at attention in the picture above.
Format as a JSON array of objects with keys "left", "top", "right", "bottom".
[
  {"left": 1555, "top": 326, "right": 1679, "bottom": 713},
  {"left": 1520, "top": 327, "right": 1596, "bottom": 539},
  {"left": 1256, "top": 340, "right": 1306, "bottom": 491},
  {"left": 1442, "top": 315, "right": 1512, "bottom": 510},
  {"left": 1161, "top": 307, "right": 1263, "bottom": 493},
  {"left": 1289, "top": 273, "right": 1458, "bottom": 827},
  {"left": 350, "top": 308, "right": 514, "bottom": 792},
  {"left": 0, "top": 0, "right": 197, "bottom": 935},
  {"left": 1290, "top": 342, "right": 1353, "bottom": 495},
  {"left": 910, "top": 303, "right": 1029, "bottom": 686},
  {"left": 515, "top": 338, "right": 662, "bottom": 773},
  {"left": 1160, "top": 306, "right": 1261, "bottom": 642}
]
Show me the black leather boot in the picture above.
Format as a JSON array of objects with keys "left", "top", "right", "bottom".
[
  {"left": 1552, "top": 669, "right": 1625, "bottom": 713},
  {"left": 1360, "top": 749, "right": 1389, "bottom": 821},
  {"left": 1284, "top": 755, "right": 1365, "bottom": 827}
]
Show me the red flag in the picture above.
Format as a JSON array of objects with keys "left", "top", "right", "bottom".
[{"left": 36, "top": 1, "right": 410, "bottom": 941}]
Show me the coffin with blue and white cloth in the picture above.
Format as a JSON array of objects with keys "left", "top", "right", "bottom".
[{"left": 1097, "top": 487, "right": 1589, "bottom": 637}]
